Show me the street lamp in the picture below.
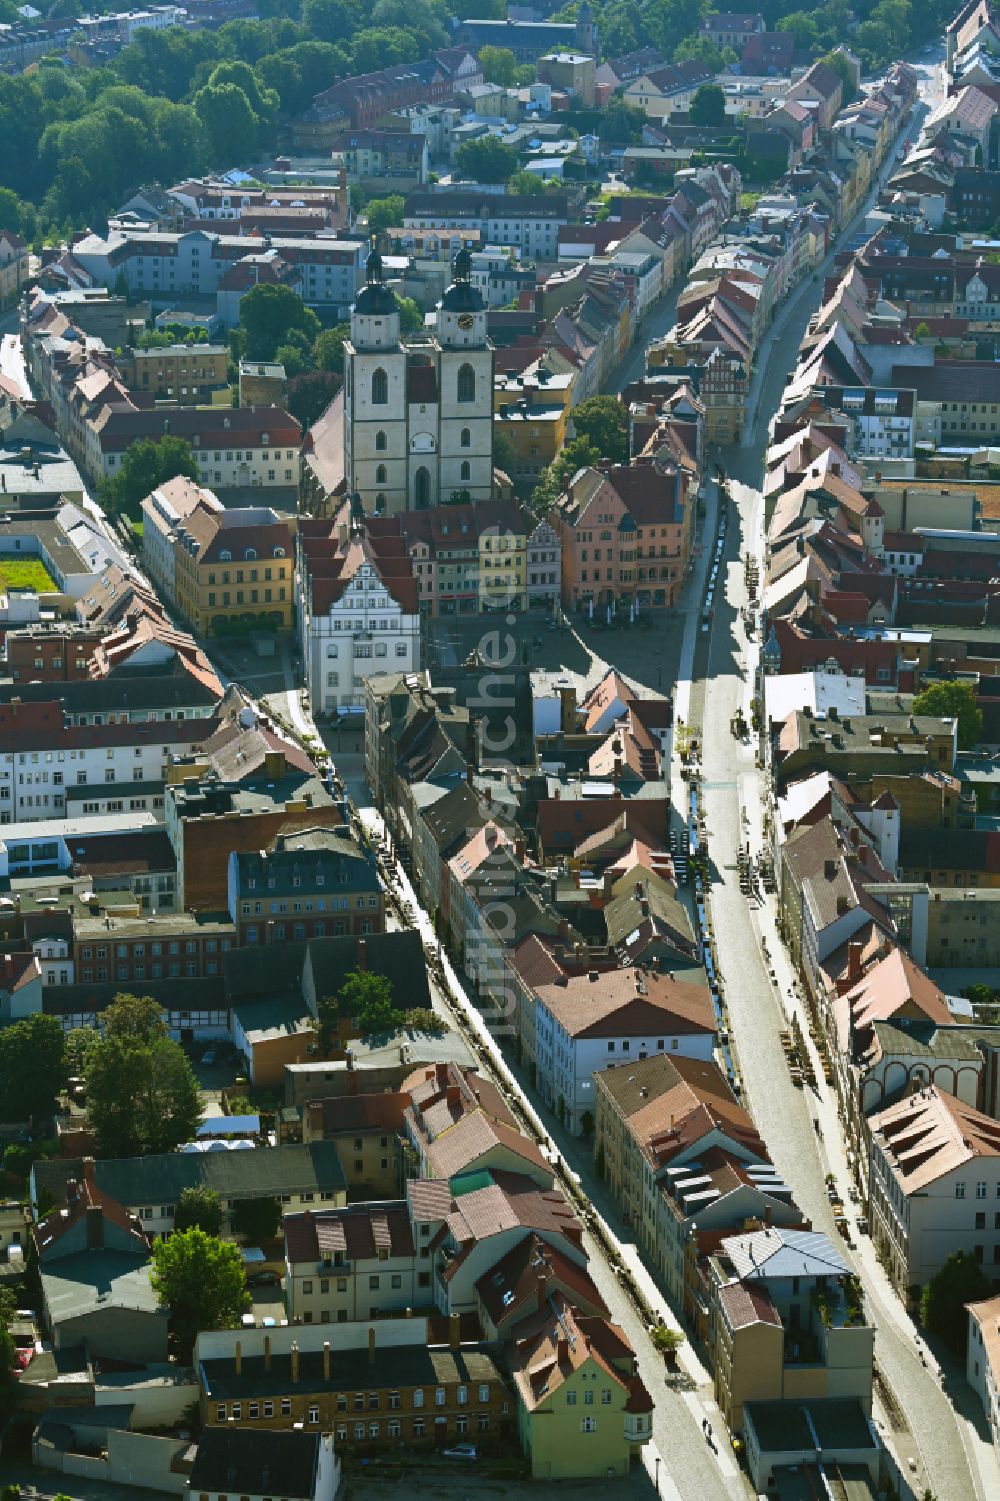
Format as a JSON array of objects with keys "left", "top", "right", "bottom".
[{"left": 654, "top": 1454, "right": 661, "bottom": 1495}]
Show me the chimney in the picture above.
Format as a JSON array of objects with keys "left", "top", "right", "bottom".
[
  {"left": 357, "top": 938, "right": 367, "bottom": 972},
  {"left": 848, "top": 940, "right": 863, "bottom": 982},
  {"left": 323, "top": 1341, "right": 331, "bottom": 1381},
  {"left": 263, "top": 1335, "right": 271, "bottom": 1373},
  {"left": 368, "top": 1325, "right": 377, "bottom": 1362},
  {"left": 83, "top": 1157, "right": 95, "bottom": 1185},
  {"left": 450, "top": 1311, "right": 461, "bottom": 1350},
  {"left": 537, "top": 1275, "right": 547, "bottom": 1310},
  {"left": 290, "top": 1342, "right": 300, "bottom": 1382},
  {"left": 824, "top": 859, "right": 836, "bottom": 880},
  {"left": 85, "top": 1204, "right": 104, "bottom": 1250},
  {"left": 235, "top": 1340, "right": 242, "bottom": 1376},
  {"left": 557, "top": 1337, "right": 569, "bottom": 1362},
  {"left": 764, "top": 1204, "right": 772, "bottom": 1227}
]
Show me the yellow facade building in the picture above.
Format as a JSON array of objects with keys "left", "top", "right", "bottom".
[{"left": 172, "top": 501, "right": 295, "bottom": 635}]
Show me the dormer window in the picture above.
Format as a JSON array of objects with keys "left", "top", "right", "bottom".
[
  {"left": 262, "top": 431, "right": 269, "bottom": 444},
  {"left": 274, "top": 546, "right": 286, "bottom": 558},
  {"left": 220, "top": 550, "right": 232, "bottom": 561},
  {"left": 245, "top": 548, "right": 257, "bottom": 560}
]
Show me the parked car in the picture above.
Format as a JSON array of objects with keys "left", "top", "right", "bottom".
[
  {"left": 442, "top": 1444, "right": 477, "bottom": 1460},
  {"left": 200, "top": 1047, "right": 218, "bottom": 1065},
  {"left": 248, "top": 1270, "right": 281, "bottom": 1287}
]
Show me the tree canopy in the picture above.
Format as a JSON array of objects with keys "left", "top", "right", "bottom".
[
  {"left": 101, "top": 435, "right": 199, "bottom": 521},
  {"left": 454, "top": 135, "right": 519, "bottom": 184},
  {"left": 151, "top": 1228, "right": 250, "bottom": 1358},
  {"left": 0, "top": 1014, "right": 66, "bottom": 1123},
  {"left": 531, "top": 437, "right": 601, "bottom": 511},
  {"left": 571, "top": 396, "right": 628, "bottom": 464},
  {"left": 231, "top": 1195, "right": 282, "bottom": 1243},
  {"left": 920, "top": 1250, "right": 990, "bottom": 1352},
  {"left": 365, "top": 193, "right": 405, "bottom": 236},
  {"left": 84, "top": 992, "right": 201, "bottom": 1158},
  {"left": 318, "top": 967, "right": 406, "bottom": 1050},
  {"left": 174, "top": 1185, "right": 224, "bottom": 1237},
  {"left": 912, "top": 681, "right": 983, "bottom": 752},
  {"left": 0, "top": 0, "right": 943, "bottom": 238},
  {"left": 689, "top": 83, "right": 726, "bottom": 127},
  {"left": 239, "top": 283, "right": 321, "bottom": 363}
]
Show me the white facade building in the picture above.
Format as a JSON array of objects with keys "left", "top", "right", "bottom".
[
  {"left": 298, "top": 510, "right": 421, "bottom": 717},
  {"left": 343, "top": 245, "right": 494, "bottom": 514},
  {"left": 967, "top": 1296, "right": 1000, "bottom": 1462},
  {"left": 531, "top": 971, "right": 716, "bottom": 1134},
  {"left": 141, "top": 474, "right": 223, "bottom": 602}
]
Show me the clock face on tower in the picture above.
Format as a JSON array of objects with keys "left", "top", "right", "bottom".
[{"left": 458, "top": 313, "right": 474, "bottom": 329}]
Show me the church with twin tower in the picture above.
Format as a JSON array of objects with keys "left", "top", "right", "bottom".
[{"left": 342, "top": 243, "right": 495, "bottom": 515}]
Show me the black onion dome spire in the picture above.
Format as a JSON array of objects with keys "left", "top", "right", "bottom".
[
  {"left": 354, "top": 236, "right": 396, "bottom": 316},
  {"left": 439, "top": 242, "right": 484, "bottom": 314}
]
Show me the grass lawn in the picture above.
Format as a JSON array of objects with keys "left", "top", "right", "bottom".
[
  {"left": 0, "top": 557, "right": 58, "bottom": 592},
  {"left": 132, "top": 519, "right": 144, "bottom": 538}
]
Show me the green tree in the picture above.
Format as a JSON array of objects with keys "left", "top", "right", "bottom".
[
  {"left": 231, "top": 1195, "right": 282, "bottom": 1243},
  {"left": 531, "top": 437, "right": 601, "bottom": 511},
  {"left": 454, "top": 135, "right": 519, "bottom": 184},
  {"left": 507, "top": 168, "right": 552, "bottom": 197},
  {"left": 821, "top": 49, "right": 857, "bottom": 106},
  {"left": 194, "top": 81, "right": 261, "bottom": 165},
  {"left": 313, "top": 323, "right": 350, "bottom": 373},
  {"left": 239, "top": 283, "right": 320, "bottom": 362},
  {"left": 478, "top": 44, "right": 518, "bottom": 87},
  {"left": 395, "top": 295, "right": 423, "bottom": 333},
  {"left": 673, "top": 36, "right": 732, "bottom": 68},
  {"left": 920, "top": 1250, "right": 990, "bottom": 1352},
  {"left": 493, "top": 424, "right": 517, "bottom": 480},
  {"left": 174, "top": 1186, "right": 224, "bottom": 1237},
  {"left": 365, "top": 193, "right": 405, "bottom": 236},
  {"left": 102, "top": 434, "right": 199, "bottom": 521},
  {"left": 274, "top": 326, "right": 316, "bottom": 378},
  {"left": 150, "top": 1228, "right": 250, "bottom": 1358},
  {"left": 301, "top": 0, "right": 361, "bottom": 44},
  {"left": 285, "top": 369, "right": 341, "bottom": 428},
  {"left": 780, "top": 10, "right": 821, "bottom": 50},
  {"left": 349, "top": 27, "right": 421, "bottom": 72},
  {"left": 914, "top": 321, "right": 932, "bottom": 340},
  {"left": 65, "top": 1026, "right": 100, "bottom": 1079},
  {"left": 404, "top": 1008, "right": 445, "bottom": 1034},
  {"left": 319, "top": 967, "right": 404, "bottom": 1048},
  {"left": 85, "top": 992, "right": 201, "bottom": 1157},
  {"left": 689, "top": 83, "right": 726, "bottom": 127},
  {"left": 0, "top": 1286, "right": 18, "bottom": 1427},
  {"left": 0, "top": 1014, "right": 66, "bottom": 1122},
  {"left": 598, "top": 100, "right": 646, "bottom": 144},
  {"left": 571, "top": 395, "right": 628, "bottom": 463},
  {"left": 912, "top": 680, "right": 983, "bottom": 751}
]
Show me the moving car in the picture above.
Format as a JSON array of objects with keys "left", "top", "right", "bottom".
[{"left": 443, "top": 1444, "right": 478, "bottom": 1460}]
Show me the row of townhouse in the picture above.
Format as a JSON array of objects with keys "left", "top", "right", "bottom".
[
  {"left": 755, "top": 55, "right": 1000, "bottom": 1380},
  {"left": 291, "top": 46, "right": 483, "bottom": 150},
  {"left": 22, "top": 291, "right": 304, "bottom": 496},
  {"left": 297, "top": 497, "right": 562, "bottom": 714},
  {"left": 645, "top": 62, "right": 917, "bottom": 442},
  {"left": 65, "top": 226, "right": 368, "bottom": 324},
  {"left": 362, "top": 665, "right": 716, "bottom": 1135}
]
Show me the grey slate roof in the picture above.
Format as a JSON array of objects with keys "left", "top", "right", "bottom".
[
  {"left": 41, "top": 1251, "right": 162, "bottom": 1327},
  {"left": 304, "top": 931, "right": 431, "bottom": 1013},
  {"left": 0, "top": 672, "right": 219, "bottom": 714},
  {"left": 190, "top": 1428, "right": 321, "bottom": 1499},
  {"left": 200, "top": 1342, "right": 502, "bottom": 1400},
  {"left": 33, "top": 1141, "right": 346, "bottom": 1211}
]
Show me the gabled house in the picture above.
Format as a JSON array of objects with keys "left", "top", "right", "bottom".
[{"left": 507, "top": 1291, "right": 653, "bottom": 1478}]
